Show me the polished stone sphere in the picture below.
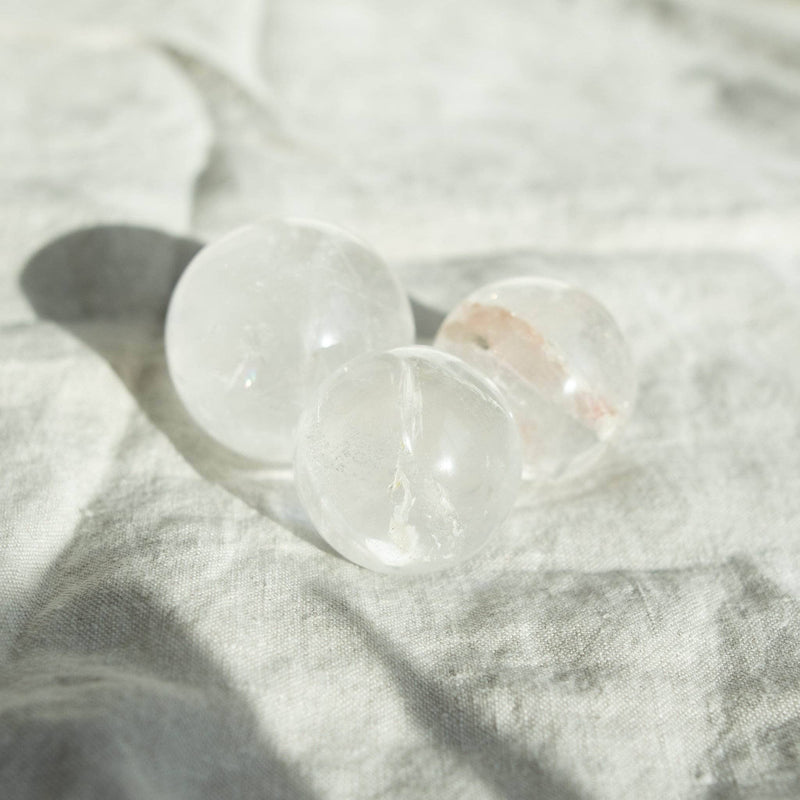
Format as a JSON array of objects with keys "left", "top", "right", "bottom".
[
  {"left": 295, "top": 347, "right": 522, "bottom": 574},
  {"left": 434, "top": 277, "right": 636, "bottom": 482},
  {"left": 165, "top": 219, "right": 414, "bottom": 462}
]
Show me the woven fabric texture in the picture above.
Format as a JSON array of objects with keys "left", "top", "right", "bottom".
[{"left": 2, "top": 1, "right": 800, "bottom": 798}]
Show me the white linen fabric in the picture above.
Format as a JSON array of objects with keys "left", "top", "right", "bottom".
[{"left": 2, "top": 1, "right": 800, "bottom": 797}]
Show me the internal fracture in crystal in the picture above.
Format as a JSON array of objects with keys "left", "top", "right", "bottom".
[
  {"left": 435, "top": 277, "right": 636, "bottom": 482},
  {"left": 294, "top": 347, "right": 522, "bottom": 574}
]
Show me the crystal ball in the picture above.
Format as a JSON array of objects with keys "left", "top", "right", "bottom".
[
  {"left": 294, "top": 346, "right": 522, "bottom": 574},
  {"left": 434, "top": 277, "right": 636, "bottom": 482},
  {"left": 165, "top": 219, "right": 415, "bottom": 462}
]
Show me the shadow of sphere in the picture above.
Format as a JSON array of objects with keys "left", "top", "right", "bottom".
[
  {"left": 19, "top": 224, "right": 328, "bottom": 554},
  {"left": 21, "top": 225, "right": 202, "bottom": 325}
]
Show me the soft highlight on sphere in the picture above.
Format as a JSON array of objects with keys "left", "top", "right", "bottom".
[
  {"left": 434, "top": 277, "right": 636, "bottom": 482},
  {"left": 294, "top": 347, "right": 522, "bottom": 575},
  {"left": 165, "top": 219, "right": 415, "bottom": 462}
]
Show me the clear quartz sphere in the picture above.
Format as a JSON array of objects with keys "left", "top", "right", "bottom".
[
  {"left": 434, "top": 277, "right": 636, "bottom": 482},
  {"left": 294, "top": 346, "right": 522, "bottom": 574},
  {"left": 165, "top": 219, "right": 415, "bottom": 462}
]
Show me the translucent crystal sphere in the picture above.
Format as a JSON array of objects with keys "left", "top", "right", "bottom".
[
  {"left": 434, "top": 277, "right": 636, "bottom": 482},
  {"left": 294, "top": 347, "right": 522, "bottom": 574},
  {"left": 165, "top": 219, "right": 415, "bottom": 462}
]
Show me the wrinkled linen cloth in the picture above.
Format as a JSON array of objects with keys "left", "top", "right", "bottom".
[{"left": 2, "top": 1, "right": 800, "bottom": 798}]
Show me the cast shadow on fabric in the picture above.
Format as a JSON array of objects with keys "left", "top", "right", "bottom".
[
  {"left": 20, "top": 225, "right": 445, "bottom": 553},
  {"left": 1, "top": 543, "right": 318, "bottom": 799},
  {"left": 316, "top": 584, "right": 585, "bottom": 800},
  {"left": 20, "top": 224, "right": 326, "bottom": 549},
  {"left": 18, "top": 225, "right": 590, "bottom": 800}
]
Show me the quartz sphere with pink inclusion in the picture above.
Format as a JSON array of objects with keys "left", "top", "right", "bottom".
[
  {"left": 434, "top": 277, "right": 636, "bottom": 482},
  {"left": 165, "top": 219, "right": 415, "bottom": 463},
  {"left": 294, "top": 347, "right": 522, "bottom": 574}
]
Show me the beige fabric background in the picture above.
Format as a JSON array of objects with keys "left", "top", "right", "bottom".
[{"left": 1, "top": 1, "right": 800, "bottom": 797}]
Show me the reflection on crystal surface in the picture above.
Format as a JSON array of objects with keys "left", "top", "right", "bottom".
[
  {"left": 435, "top": 277, "right": 636, "bottom": 482},
  {"left": 166, "top": 219, "right": 415, "bottom": 462},
  {"left": 294, "top": 347, "right": 522, "bottom": 575}
]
